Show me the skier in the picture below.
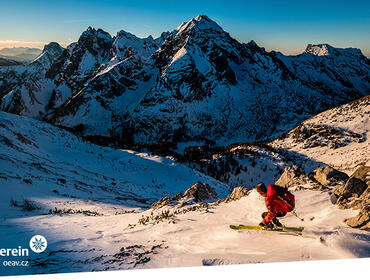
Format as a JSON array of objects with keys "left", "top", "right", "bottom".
[{"left": 256, "top": 182, "right": 295, "bottom": 229}]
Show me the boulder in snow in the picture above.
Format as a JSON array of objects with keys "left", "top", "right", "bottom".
[
  {"left": 184, "top": 182, "right": 219, "bottom": 202},
  {"left": 334, "top": 177, "right": 367, "bottom": 200},
  {"left": 275, "top": 165, "right": 307, "bottom": 188},
  {"left": 351, "top": 165, "right": 370, "bottom": 187},
  {"left": 217, "top": 186, "right": 250, "bottom": 204},
  {"left": 151, "top": 182, "right": 218, "bottom": 209},
  {"left": 345, "top": 207, "right": 370, "bottom": 230},
  {"left": 313, "top": 165, "right": 349, "bottom": 186},
  {"left": 151, "top": 193, "right": 183, "bottom": 209}
]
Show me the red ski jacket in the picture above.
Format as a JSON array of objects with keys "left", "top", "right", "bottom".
[{"left": 261, "top": 184, "right": 295, "bottom": 225}]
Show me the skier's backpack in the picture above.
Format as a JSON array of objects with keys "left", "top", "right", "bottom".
[{"left": 275, "top": 185, "right": 295, "bottom": 212}]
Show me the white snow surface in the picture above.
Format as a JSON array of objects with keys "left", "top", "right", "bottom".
[
  {"left": 0, "top": 112, "right": 369, "bottom": 275},
  {"left": 272, "top": 95, "right": 370, "bottom": 174}
]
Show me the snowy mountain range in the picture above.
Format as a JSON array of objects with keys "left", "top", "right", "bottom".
[
  {"left": 0, "top": 15, "right": 369, "bottom": 275},
  {"left": 0, "top": 15, "right": 369, "bottom": 149}
]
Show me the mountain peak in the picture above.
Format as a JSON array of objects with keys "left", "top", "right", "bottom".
[
  {"left": 194, "top": 14, "right": 212, "bottom": 22},
  {"left": 176, "top": 14, "right": 223, "bottom": 34},
  {"left": 304, "top": 43, "right": 364, "bottom": 57},
  {"left": 304, "top": 44, "right": 334, "bottom": 56},
  {"left": 77, "top": 27, "right": 113, "bottom": 53},
  {"left": 80, "top": 26, "right": 111, "bottom": 39},
  {"left": 42, "top": 42, "right": 63, "bottom": 54}
]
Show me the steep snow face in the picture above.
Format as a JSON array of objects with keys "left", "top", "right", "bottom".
[
  {"left": 0, "top": 42, "right": 65, "bottom": 118},
  {"left": 272, "top": 95, "right": 370, "bottom": 174},
  {"left": 0, "top": 111, "right": 230, "bottom": 210},
  {"left": 47, "top": 27, "right": 114, "bottom": 91},
  {"left": 30, "top": 42, "right": 64, "bottom": 68},
  {"left": 0, "top": 110, "right": 229, "bottom": 275},
  {"left": 111, "top": 30, "right": 159, "bottom": 61}
]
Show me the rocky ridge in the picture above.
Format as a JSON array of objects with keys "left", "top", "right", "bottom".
[{"left": 0, "top": 15, "right": 368, "bottom": 149}]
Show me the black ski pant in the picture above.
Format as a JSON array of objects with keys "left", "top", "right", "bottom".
[{"left": 261, "top": 212, "right": 286, "bottom": 219}]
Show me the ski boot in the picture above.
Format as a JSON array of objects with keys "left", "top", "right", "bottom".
[
  {"left": 259, "top": 222, "right": 275, "bottom": 230},
  {"left": 272, "top": 217, "right": 283, "bottom": 227}
]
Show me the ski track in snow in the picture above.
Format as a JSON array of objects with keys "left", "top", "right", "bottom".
[{"left": 1, "top": 187, "right": 369, "bottom": 275}]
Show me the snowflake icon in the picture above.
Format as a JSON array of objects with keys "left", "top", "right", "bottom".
[{"left": 29, "top": 235, "right": 47, "bottom": 253}]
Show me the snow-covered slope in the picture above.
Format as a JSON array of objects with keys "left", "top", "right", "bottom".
[
  {"left": 1, "top": 15, "right": 369, "bottom": 149},
  {"left": 0, "top": 100, "right": 369, "bottom": 275},
  {"left": 176, "top": 95, "right": 369, "bottom": 188},
  {"left": 272, "top": 95, "right": 370, "bottom": 174},
  {"left": 2, "top": 185, "right": 368, "bottom": 275},
  {"left": 0, "top": 111, "right": 230, "bottom": 215}
]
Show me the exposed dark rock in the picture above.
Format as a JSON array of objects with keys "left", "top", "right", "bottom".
[
  {"left": 151, "top": 193, "right": 183, "bottom": 209},
  {"left": 351, "top": 165, "right": 370, "bottom": 186},
  {"left": 334, "top": 177, "right": 367, "bottom": 201},
  {"left": 151, "top": 182, "right": 218, "bottom": 209},
  {"left": 217, "top": 186, "right": 250, "bottom": 204},
  {"left": 1, "top": 16, "right": 369, "bottom": 150},
  {"left": 275, "top": 165, "right": 307, "bottom": 188},
  {"left": 314, "top": 165, "right": 349, "bottom": 186},
  {"left": 291, "top": 124, "right": 364, "bottom": 149},
  {"left": 345, "top": 206, "right": 370, "bottom": 230},
  {"left": 183, "top": 182, "right": 219, "bottom": 202}
]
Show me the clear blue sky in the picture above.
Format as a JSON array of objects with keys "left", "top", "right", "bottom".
[{"left": 0, "top": 0, "right": 369, "bottom": 56}]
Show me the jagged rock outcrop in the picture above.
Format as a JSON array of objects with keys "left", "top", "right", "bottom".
[
  {"left": 275, "top": 165, "right": 307, "bottom": 188},
  {"left": 334, "top": 177, "right": 367, "bottom": 202},
  {"left": 332, "top": 166, "right": 370, "bottom": 230},
  {"left": 151, "top": 182, "right": 219, "bottom": 209},
  {"left": 217, "top": 186, "right": 250, "bottom": 204},
  {"left": 345, "top": 207, "right": 370, "bottom": 230},
  {"left": 1, "top": 16, "right": 369, "bottom": 149},
  {"left": 0, "top": 42, "right": 65, "bottom": 118},
  {"left": 290, "top": 123, "right": 364, "bottom": 149},
  {"left": 183, "top": 182, "right": 219, "bottom": 202},
  {"left": 351, "top": 165, "right": 370, "bottom": 186},
  {"left": 151, "top": 193, "right": 183, "bottom": 209},
  {"left": 314, "top": 165, "right": 349, "bottom": 186}
]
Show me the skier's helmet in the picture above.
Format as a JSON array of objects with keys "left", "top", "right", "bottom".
[{"left": 256, "top": 183, "right": 267, "bottom": 195}]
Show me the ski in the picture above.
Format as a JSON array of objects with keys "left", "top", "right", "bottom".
[{"left": 229, "top": 224, "right": 304, "bottom": 233}]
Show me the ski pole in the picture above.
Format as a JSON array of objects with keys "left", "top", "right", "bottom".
[
  {"left": 277, "top": 195, "right": 294, "bottom": 209},
  {"left": 277, "top": 195, "right": 304, "bottom": 221},
  {"left": 292, "top": 210, "right": 304, "bottom": 221}
]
